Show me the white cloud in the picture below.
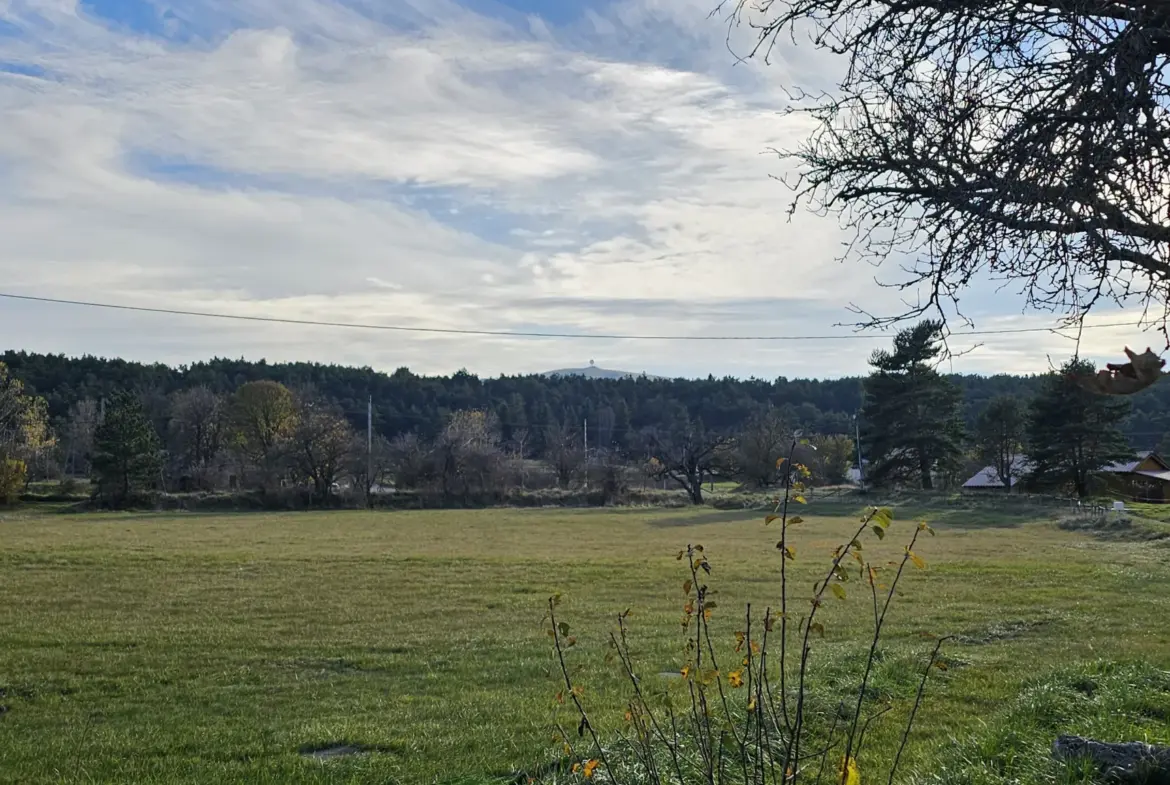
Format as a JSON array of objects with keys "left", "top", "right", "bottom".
[{"left": 0, "top": 0, "right": 1144, "bottom": 379}]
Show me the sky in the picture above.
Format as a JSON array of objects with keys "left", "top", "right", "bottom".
[{"left": 0, "top": 0, "right": 1155, "bottom": 379}]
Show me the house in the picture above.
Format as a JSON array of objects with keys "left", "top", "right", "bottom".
[
  {"left": 962, "top": 455, "right": 1032, "bottom": 491},
  {"left": 1099, "top": 451, "right": 1170, "bottom": 502},
  {"left": 962, "top": 451, "right": 1170, "bottom": 501}
]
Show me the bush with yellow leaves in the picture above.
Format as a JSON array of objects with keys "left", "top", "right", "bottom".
[{"left": 543, "top": 437, "right": 948, "bottom": 785}]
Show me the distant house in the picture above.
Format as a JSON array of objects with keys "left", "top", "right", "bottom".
[
  {"left": 962, "top": 455, "right": 1032, "bottom": 491},
  {"left": 1099, "top": 451, "right": 1170, "bottom": 502},
  {"left": 961, "top": 451, "right": 1170, "bottom": 502}
]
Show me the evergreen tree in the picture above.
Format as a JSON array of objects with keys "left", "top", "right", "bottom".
[
  {"left": 861, "top": 321, "right": 964, "bottom": 489},
  {"left": 1026, "top": 359, "right": 1132, "bottom": 498},
  {"left": 92, "top": 391, "right": 162, "bottom": 506},
  {"left": 974, "top": 395, "right": 1027, "bottom": 490}
]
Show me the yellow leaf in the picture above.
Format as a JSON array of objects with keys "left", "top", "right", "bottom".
[
  {"left": 907, "top": 549, "right": 926, "bottom": 569},
  {"left": 810, "top": 621, "right": 825, "bottom": 637},
  {"left": 830, "top": 583, "right": 847, "bottom": 601},
  {"left": 794, "top": 495, "right": 807, "bottom": 504},
  {"left": 583, "top": 759, "right": 600, "bottom": 779},
  {"left": 683, "top": 580, "right": 693, "bottom": 595},
  {"left": 765, "top": 514, "right": 780, "bottom": 525},
  {"left": 785, "top": 545, "right": 797, "bottom": 561},
  {"left": 790, "top": 515, "right": 804, "bottom": 525},
  {"left": 728, "top": 670, "right": 745, "bottom": 688},
  {"left": 735, "top": 631, "right": 746, "bottom": 652},
  {"left": 871, "top": 524, "right": 886, "bottom": 540},
  {"left": 747, "top": 697, "right": 757, "bottom": 711},
  {"left": 839, "top": 756, "right": 860, "bottom": 785},
  {"left": 680, "top": 665, "right": 691, "bottom": 680},
  {"left": 775, "top": 457, "right": 787, "bottom": 468}
]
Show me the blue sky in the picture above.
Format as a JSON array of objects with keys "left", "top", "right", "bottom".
[{"left": 0, "top": 0, "right": 1141, "bottom": 377}]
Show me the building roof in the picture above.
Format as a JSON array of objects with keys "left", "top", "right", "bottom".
[
  {"left": 1100, "top": 450, "right": 1166, "bottom": 474},
  {"left": 962, "top": 456, "right": 1032, "bottom": 489},
  {"left": 962, "top": 452, "right": 1169, "bottom": 488}
]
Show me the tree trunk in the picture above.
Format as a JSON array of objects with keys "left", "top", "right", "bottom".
[
  {"left": 685, "top": 470, "right": 704, "bottom": 504},
  {"left": 920, "top": 454, "right": 934, "bottom": 490}
]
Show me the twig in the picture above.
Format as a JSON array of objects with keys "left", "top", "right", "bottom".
[
  {"left": 887, "top": 637, "right": 953, "bottom": 785},
  {"left": 549, "top": 597, "right": 620, "bottom": 784}
]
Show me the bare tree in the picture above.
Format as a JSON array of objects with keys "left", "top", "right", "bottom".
[
  {"left": 643, "top": 417, "right": 733, "bottom": 504},
  {"left": 168, "top": 387, "right": 226, "bottom": 489},
  {"left": 543, "top": 419, "right": 585, "bottom": 489},
  {"left": 291, "top": 396, "right": 355, "bottom": 502},
  {"left": 725, "top": 0, "right": 1170, "bottom": 331},
  {"left": 348, "top": 432, "right": 395, "bottom": 507},
  {"left": 64, "top": 398, "right": 99, "bottom": 476},
  {"left": 432, "top": 410, "right": 507, "bottom": 500}
]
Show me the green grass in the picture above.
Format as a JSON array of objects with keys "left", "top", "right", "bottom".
[{"left": 1, "top": 502, "right": 1168, "bottom": 784}]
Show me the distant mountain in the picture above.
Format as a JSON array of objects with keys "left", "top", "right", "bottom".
[{"left": 542, "top": 365, "right": 665, "bottom": 380}]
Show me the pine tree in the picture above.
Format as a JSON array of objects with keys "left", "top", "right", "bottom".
[
  {"left": 861, "top": 321, "right": 965, "bottom": 489},
  {"left": 92, "top": 391, "right": 162, "bottom": 506},
  {"left": 1026, "top": 359, "right": 1132, "bottom": 498}
]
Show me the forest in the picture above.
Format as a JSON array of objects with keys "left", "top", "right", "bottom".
[
  {"left": 2, "top": 348, "right": 1168, "bottom": 449},
  {"left": 0, "top": 323, "right": 1162, "bottom": 506}
]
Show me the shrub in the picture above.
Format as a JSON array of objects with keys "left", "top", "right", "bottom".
[
  {"left": 0, "top": 458, "right": 26, "bottom": 504},
  {"left": 541, "top": 442, "right": 945, "bottom": 784}
]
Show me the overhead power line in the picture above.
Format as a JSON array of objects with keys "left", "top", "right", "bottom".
[{"left": 0, "top": 291, "right": 1148, "bottom": 342}]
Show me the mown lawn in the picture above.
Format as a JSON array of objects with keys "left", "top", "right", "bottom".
[{"left": 0, "top": 502, "right": 1168, "bottom": 784}]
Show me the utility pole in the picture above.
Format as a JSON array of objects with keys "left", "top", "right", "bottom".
[
  {"left": 853, "top": 412, "right": 865, "bottom": 489},
  {"left": 583, "top": 417, "right": 588, "bottom": 490},
  {"left": 367, "top": 395, "right": 373, "bottom": 508}
]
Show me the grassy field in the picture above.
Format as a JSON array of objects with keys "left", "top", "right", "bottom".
[{"left": 1, "top": 500, "right": 1169, "bottom": 784}]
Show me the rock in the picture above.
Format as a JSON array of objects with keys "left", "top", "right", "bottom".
[{"left": 1053, "top": 735, "right": 1170, "bottom": 782}]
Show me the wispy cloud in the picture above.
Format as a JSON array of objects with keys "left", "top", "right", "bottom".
[{"left": 0, "top": 0, "right": 1136, "bottom": 378}]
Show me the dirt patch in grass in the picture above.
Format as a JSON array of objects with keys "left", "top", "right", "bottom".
[
  {"left": 956, "top": 617, "right": 1053, "bottom": 645},
  {"left": 298, "top": 741, "right": 399, "bottom": 759}
]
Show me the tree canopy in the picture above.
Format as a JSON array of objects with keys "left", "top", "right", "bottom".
[
  {"left": 861, "top": 321, "right": 965, "bottom": 489},
  {"left": 1026, "top": 358, "right": 1134, "bottom": 497},
  {"left": 727, "top": 0, "right": 1170, "bottom": 329}
]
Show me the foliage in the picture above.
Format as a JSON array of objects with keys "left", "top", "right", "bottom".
[
  {"left": 731, "top": 406, "right": 790, "bottom": 488},
  {"left": 861, "top": 322, "right": 965, "bottom": 489},
  {"left": 7, "top": 350, "right": 1170, "bottom": 458},
  {"left": 227, "top": 380, "right": 297, "bottom": 489},
  {"left": 724, "top": 0, "right": 1170, "bottom": 329},
  {"left": 290, "top": 394, "right": 355, "bottom": 501},
  {"left": 0, "top": 361, "right": 55, "bottom": 485},
  {"left": 808, "top": 434, "right": 855, "bottom": 486},
  {"left": 544, "top": 438, "right": 942, "bottom": 784},
  {"left": 1026, "top": 359, "right": 1133, "bottom": 498},
  {"left": 91, "top": 390, "right": 163, "bottom": 506},
  {"left": 0, "top": 458, "right": 26, "bottom": 504},
  {"left": 974, "top": 396, "right": 1027, "bottom": 490}
]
